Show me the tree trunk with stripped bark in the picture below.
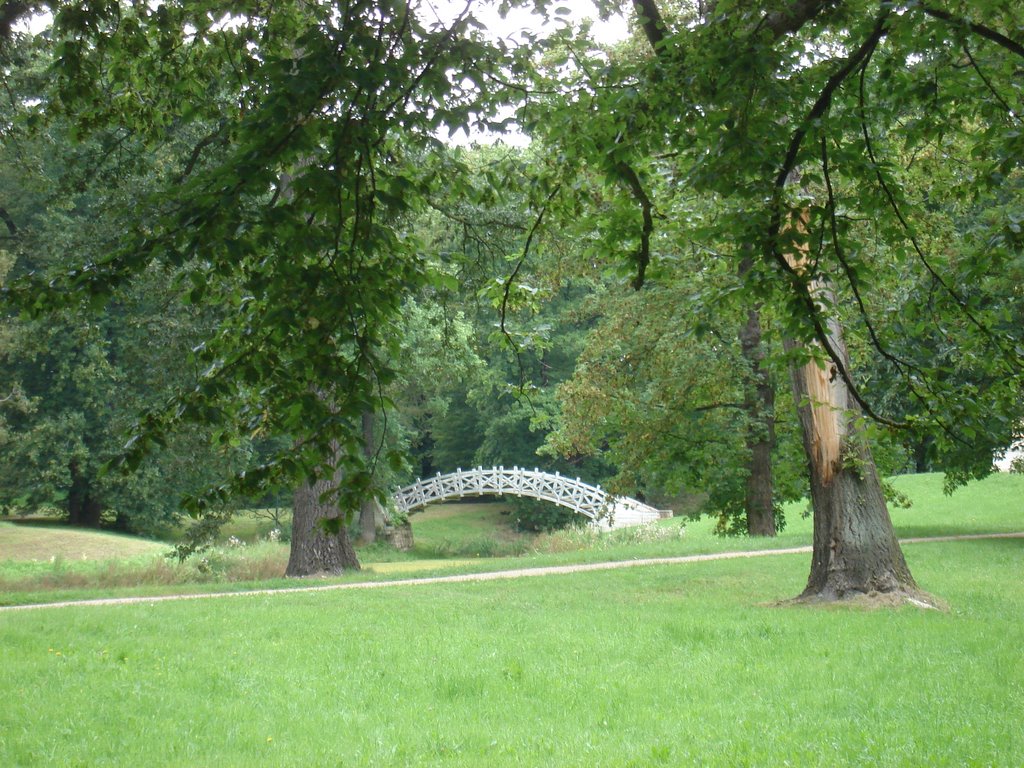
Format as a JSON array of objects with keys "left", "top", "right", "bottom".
[{"left": 782, "top": 211, "right": 928, "bottom": 602}]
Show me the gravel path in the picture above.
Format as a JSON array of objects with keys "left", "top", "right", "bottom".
[{"left": 3, "top": 531, "right": 1022, "bottom": 612}]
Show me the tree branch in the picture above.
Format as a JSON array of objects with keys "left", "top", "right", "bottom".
[
  {"left": 773, "top": 11, "right": 890, "bottom": 189},
  {"left": 631, "top": 0, "right": 668, "bottom": 49},
  {"left": 817, "top": 133, "right": 968, "bottom": 443},
  {"left": 856, "top": 60, "right": 1020, "bottom": 370},
  {"left": 920, "top": 5, "right": 1024, "bottom": 60},
  {"left": 615, "top": 162, "right": 655, "bottom": 290},
  {"left": 759, "top": 0, "right": 841, "bottom": 39},
  {"left": 173, "top": 122, "right": 229, "bottom": 184},
  {"left": 961, "top": 41, "right": 1021, "bottom": 123},
  {"left": 765, "top": 13, "right": 905, "bottom": 429},
  {"left": 499, "top": 184, "right": 561, "bottom": 389},
  {"left": 633, "top": 0, "right": 839, "bottom": 57},
  {"left": 819, "top": 135, "right": 922, "bottom": 379},
  {"left": 0, "top": 206, "right": 17, "bottom": 236}
]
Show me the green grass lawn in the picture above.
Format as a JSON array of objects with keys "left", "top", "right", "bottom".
[
  {"left": 1, "top": 472, "right": 1021, "bottom": 608},
  {"left": 2, "top": 536, "right": 1022, "bottom": 766}
]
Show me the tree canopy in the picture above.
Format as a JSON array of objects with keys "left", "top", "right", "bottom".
[{"left": 1, "top": 0, "right": 1021, "bottom": 595}]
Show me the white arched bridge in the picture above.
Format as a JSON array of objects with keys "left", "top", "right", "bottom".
[{"left": 392, "top": 466, "right": 671, "bottom": 530}]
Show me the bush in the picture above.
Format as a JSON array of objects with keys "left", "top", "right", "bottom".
[{"left": 508, "top": 497, "right": 584, "bottom": 533}]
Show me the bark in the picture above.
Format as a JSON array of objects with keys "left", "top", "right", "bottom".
[
  {"left": 761, "top": 0, "right": 840, "bottom": 38},
  {"left": 738, "top": 256, "right": 777, "bottom": 537},
  {"left": 740, "top": 307, "right": 777, "bottom": 537},
  {"left": 359, "top": 497, "right": 383, "bottom": 544},
  {"left": 631, "top": 0, "right": 668, "bottom": 48},
  {"left": 286, "top": 473, "right": 360, "bottom": 577},
  {"left": 278, "top": 160, "right": 360, "bottom": 575},
  {"left": 745, "top": 469, "right": 775, "bottom": 538},
  {"left": 67, "top": 462, "right": 103, "bottom": 528},
  {"left": 912, "top": 436, "right": 934, "bottom": 474},
  {"left": 785, "top": 283, "right": 919, "bottom": 600},
  {"left": 631, "top": 0, "right": 838, "bottom": 51},
  {"left": 771, "top": 205, "right": 925, "bottom": 600},
  {"left": 358, "top": 410, "right": 378, "bottom": 544}
]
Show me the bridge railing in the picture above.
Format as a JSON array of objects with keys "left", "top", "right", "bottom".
[{"left": 392, "top": 466, "right": 667, "bottom": 526}]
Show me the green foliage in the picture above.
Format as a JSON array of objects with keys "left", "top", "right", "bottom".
[
  {"left": 6, "top": 1, "right": 521, "bottom": 517},
  {"left": 3, "top": 0, "right": 1023, "bottom": 576},
  {"left": 401, "top": 146, "right": 614, "bottom": 486},
  {"left": 507, "top": 496, "right": 583, "bottom": 533},
  {"left": 0, "top": 75, "right": 244, "bottom": 533},
  {"left": 528, "top": 0, "right": 1024, "bottom": 535},
  {"left": 545, "top": 280, "right": 806, "bottom": 534},
  {"left": 387, "top": 298, "right": 483, "bottom": 483}
]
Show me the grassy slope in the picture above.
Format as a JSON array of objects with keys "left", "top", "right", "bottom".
[
  {"left": 1, "top": 539, "right": 1021, "bottom": 766},
  {"left": 0, "top": 522, "right": 167, "bottom": 562},
  {"left": 185, "top": 500, "right": 524, "bottom": 553},
  {"left": 884, "top": 471, "right": 1023, "bottom": 537},
  {"left": 409, "top": 501, "right": 524, "bottom": 551}
]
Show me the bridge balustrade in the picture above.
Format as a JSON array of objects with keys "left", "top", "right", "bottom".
[{"left": 391, "top": 466, "right": 668, "bottom": 529}]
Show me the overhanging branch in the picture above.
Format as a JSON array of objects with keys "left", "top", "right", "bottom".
[
  {"left": 920, "top": 5, "right": 1024, "bottom": 60},
  {"left": 766, "top": 12, "right": 905, "bottom": 428},
  {"left": 773, "top": 11, "right": 890, "bottom": 188},
  {"left": 631, "top": 0, "right": 668, "bottom": 49},
  {"left": 499, "top": 184, "right": 561, "bottom": 390},
  {"left": 615, "top": 162, "right": 655, "bottom": 290}
]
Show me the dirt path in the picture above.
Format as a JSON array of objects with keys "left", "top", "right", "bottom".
[{"left": 3, "top": 531, "right": 1022, "bottom": 612}]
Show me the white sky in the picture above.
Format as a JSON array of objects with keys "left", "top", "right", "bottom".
[
  {"left": 26, "top": 1, "right": 629, "bottom": 43},
  {"left": 423, "top": 0, "right": 629, "bottom": 46},
  {"left": 424, "top": 0, "right": 631, "bottom": 144},
  {"left": 23, "top": 1, "right": 630, "bottom": 145}
]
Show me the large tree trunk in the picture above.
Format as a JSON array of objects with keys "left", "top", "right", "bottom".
[
  {"left": 287, "top": 474, "right": 360, "bottom": 576},
  {"left": 358, "top": 410, "right": 378, "bottom": 544},
  {"left": 67, "top": 461, "right": 103, "bottom": 528},
  {"left": 781, "top": 212, "right": 928, "bottom": 603},
  {"left": 786, "top": 310, "right": 923, "bottom": 602},
  {"left": 912, "top": 435, "right": 934, "bottom": 474},
  {"left": 738, "top": 295, "right": 777, "bottom": 537}
]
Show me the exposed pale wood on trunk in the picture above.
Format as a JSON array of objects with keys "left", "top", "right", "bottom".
[
  {"left": 795, "top": 334, "right": 843, "bottom": 486},
  {"left": 784, "top": 216, "right": 922, "bottom": 601}
]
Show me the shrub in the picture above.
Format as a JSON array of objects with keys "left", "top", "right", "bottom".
[{"left": 508, "top": 497, "right": 584, "bottom": 533}]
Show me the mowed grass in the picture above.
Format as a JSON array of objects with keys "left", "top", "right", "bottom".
[
  {"left": 1, "top": 537, "right": 1022, "bottom": 767},
  {"left": 0, "top": 472, "right": 1021, "bottom": 608}
]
